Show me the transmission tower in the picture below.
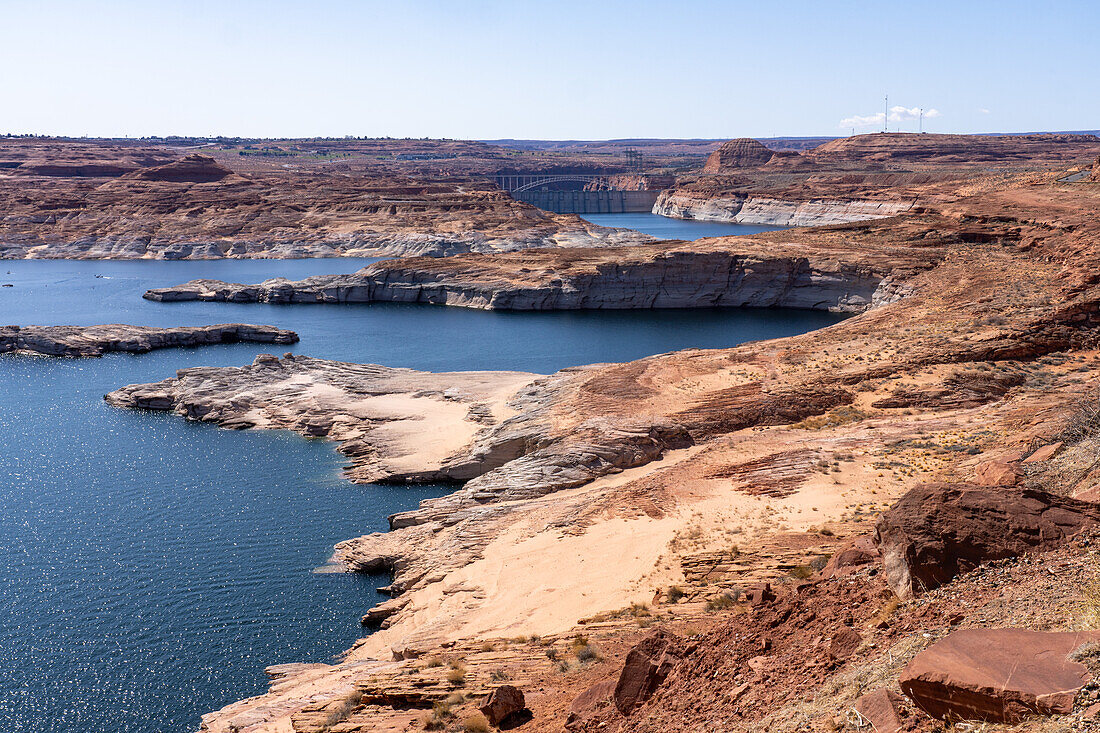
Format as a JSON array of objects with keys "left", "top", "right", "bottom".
[{"left": 624, "top": 148, "right": 643, "bottom": 172}]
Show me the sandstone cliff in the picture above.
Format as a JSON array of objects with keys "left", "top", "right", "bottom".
[
  {"left": 142, "top": 230, "right": 934, "bottom": 313},
  {"left": 652, "top": 191, "right": 913, "bottom": 225}
]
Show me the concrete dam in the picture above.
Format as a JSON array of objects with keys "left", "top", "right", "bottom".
[
  {"left": 511, "top": 188, "right": 660, "bottom": 214},
  {"left": 495, "top": 174, "right": 662, "bottom": 214}
]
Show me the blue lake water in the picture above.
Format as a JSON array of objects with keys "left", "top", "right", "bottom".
[
  {"left": 581, "top": 212, "right": 787, "bottom": 240},
  {"left": 0, "top": 257, "right": 846, "bottom": 733}
]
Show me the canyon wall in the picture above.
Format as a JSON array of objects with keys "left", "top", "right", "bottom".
[
  {"left": 652, "top": 191, "right": 913, "bottom": 226},
  {"left": 145, "top": 248, "right": 911, "bottom": 313}
]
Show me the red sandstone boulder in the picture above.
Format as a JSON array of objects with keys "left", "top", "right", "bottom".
[
  {"left": 479, "top": 684, "right": 526, "bottom": 726},
  {"left": 899, "top": 628, "right": 1100, "bottom": 722},
  {"left": 1023, "top": 441, "right": 1064, "bottom": 463},
  {"left": 853, "top": 688, "right": 908, "bottom": 733},
  {"left": 828, "top": 626, "right": 862, "bottom": 662},
  {"left": 564, "top": 679, "right": 616, "bottom": 730},
  {"left": 745, "top": 583, "right": 776, "bottom": 607},
  {"left": 821, "top": 535, "right": 880, "bottom": 578},
  {"left": 874, "top": 483, "right": 1100, "bottom": 597},
  {"left": 974, "top": 460, "right": 1019, "bottom": 486},
  {"left": 613, "top": 629, "right": 688, "bottom": 715}
]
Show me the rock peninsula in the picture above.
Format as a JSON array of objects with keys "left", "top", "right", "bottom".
[
  {"left": 1, "top": 323, "right": 298, "bottom": 357},
  {"left": 142, "top": 223, "right": 933, "bottom": 312}
]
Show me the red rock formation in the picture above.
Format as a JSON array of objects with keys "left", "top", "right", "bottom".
[
  {"left": 132, "top": 153, "right": 231, "bottom": 183},
  {"left": 478, "top": 685, "right": 526, "bottom": 726},
  {"left": 613, "top": 630, "right": 689, "bottom": 715},
  {"left": 899, "top": 628, "right": 1100, "bottom": 722},
  {"left": 874, "top": 483, "right": 1100, "bottom": 597},
  {"left": 702, "top": 138, "right": 776, "bottom": 173},
  {"left": 853, "top": 689, "right": 909, "bottom": 733}
]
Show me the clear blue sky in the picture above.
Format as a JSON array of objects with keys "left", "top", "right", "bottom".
[{"left": 4, "top": 0, "right": 1097, "bottom": 139}]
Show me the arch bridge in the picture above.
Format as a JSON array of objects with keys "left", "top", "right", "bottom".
[{"left": 493, "top": 173, "right": 602, "bottom": 193}]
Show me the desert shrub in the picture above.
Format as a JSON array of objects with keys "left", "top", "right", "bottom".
[
  {"left": 463, "top": 713, "right": 490, "bottom": 733},
  {"left": 1057, "top": 391, "right": 1100, "bottom": 445},
  {"left": 446, "top": 666, "right": 466, "bottom": 685},
  {"left": 490, "top": 669, "right": 509, "bottom": 681},
  {"left": 705, "top": 594, "right": 736, "bottom": 612},
  {"left": 665, "top": 586, "right": 686, "bottom": 603},
  {"left": 575, "top": 644, "right": 601, "bottom": 663},
  {"left": 420, "top": 700, "right": 453, "bottom": 730},
  {"left": 480, "top": 641, "right": 496, "bottom": 652},
  {"left": 789, "top": 565, "right": 815, "bottom": 579},
  {"left": 424, "top": 656, "right": 444, "bottom": 668}
]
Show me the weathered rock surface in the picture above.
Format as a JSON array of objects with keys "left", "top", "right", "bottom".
[
  {"left": 0, "top": 323, "right": 297, "bottom": 357},
  {"left": 899, "top": 628, "right": 1100, "bottom": 722},
  {"left": 874, "top": 483, "right": 1100, "bottom": 597},
  {"left": 652, "top": 191, "right": 914, "bottom": 226},
  {"left": 853, "top": 689, "right": 909, "bottom": 733},
  {"left": 104, "top": 353, "right": 540, "bottom": 484},
  {"left": 613, "top": 630, "right": 689, "bottom": 715},
  {"left": 479, "top": 685, "right": 527, "bottom": 726},
  {"left": 702, "top": 138, "right": 777, "bottom": 173},
  {"left": 144, "top": 233, "right": 931, "bottom": 313},
  {"left": 122, "top": 154, "right": 1100, "bottom": 733}
]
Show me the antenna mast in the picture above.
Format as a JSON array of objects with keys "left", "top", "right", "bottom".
[
  {"left": 884, "top": 94, "right": 888, "bottom": 133},
  {"left": 919, "top": 108, "right": 924, "bottom": 134}
]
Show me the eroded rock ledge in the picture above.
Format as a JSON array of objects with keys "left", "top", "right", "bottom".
[
  {"left": 144, "top": 235, "right": 929, "bottom": 313},
  {"left": 651, "top": 191, "right": 914, "bottom": 226},
  {"left": 0, "top": 323, "right": 297, "bottom": 357}
]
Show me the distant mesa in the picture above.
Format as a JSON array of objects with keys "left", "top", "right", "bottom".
[
  {"left": 807, "top": 131, "right": 1100, "bottom": 164},
  {"left": 132, "top": 154, "right": 232, "bottom": 183},
  {"left": 702, "top": 138, "right": 776, "bottom": 172}
]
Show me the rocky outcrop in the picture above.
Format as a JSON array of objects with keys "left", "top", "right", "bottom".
[
  {"left": 104, "top": 353, "right": 541, "bottom": 483},
  {"left": 652, "top": 191, "right": 913, "bottom": 226},
  {"left": 702, "top": 138, "right": 776, "bottom": 173},
  {"left": 478, "top": 685, "right": 527, "bottom": 726},
  {"left": 899, "top": 628, "right": 1100, "bottom": 722},
  {"left": 853, "top": 689, "right": 909, "bottom": 733},
  {"left": 874, "top": 483, "right": 1100, "bottom": 597},
  {"left": 0, "top": 323, "right": 297, "bottom": 357},
  {"left": 132, "top": 153, "right": 231, "bottom": 183},
  {"left": 143, "top": 233, "right": 927, "bottom": 313},
  {"left": 613, "top": 630, "right": 690, "bottom": 715}
]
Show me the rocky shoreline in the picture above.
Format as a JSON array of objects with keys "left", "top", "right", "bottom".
[
  {"left": 651, "top": 191, "right": 913, "bottom": 226},
  {"left": 0, "top": 323, "right": 298, "bottom": 357},
  {"left": 142, "top": 232, "right": 930, "bottom": 313}
]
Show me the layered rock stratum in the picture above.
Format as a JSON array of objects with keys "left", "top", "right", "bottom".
[
  {"left": 0, "top": 323, "right": 297, "bottom": 357},
  {"left": 142, "top": 230, "right": 924, "bottom": 312}
]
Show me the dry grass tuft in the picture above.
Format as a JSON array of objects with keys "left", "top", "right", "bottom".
[{"left": 462, "top": 713, "right": 490, "bottom": 733}]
